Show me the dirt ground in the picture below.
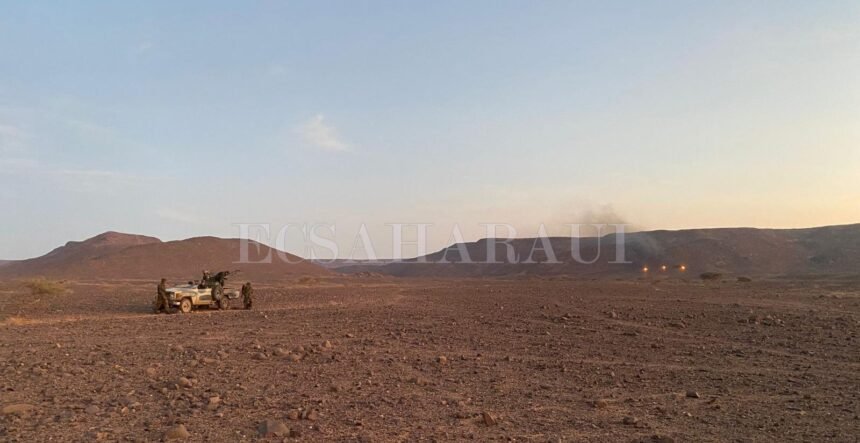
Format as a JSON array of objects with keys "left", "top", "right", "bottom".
[{"left": 0, "top": 277, "right": 858, "bottom": 442}]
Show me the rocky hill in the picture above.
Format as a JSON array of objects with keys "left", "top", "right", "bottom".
[
  {"left": 0, "top": 232, "right": 328, "bottom": 281},
  {"left": 338, "top": 224, "right": 860, "bottom": 278}
]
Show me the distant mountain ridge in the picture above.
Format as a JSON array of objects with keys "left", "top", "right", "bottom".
[
  {"left": 336, "top": 224, "right": 860, "bottom": 278},
  {"left": 0, "top": 232, "right": 328, "bottom": 280},
  {"left": 4, "top": 224, "right": 859, "bottom": 280}
]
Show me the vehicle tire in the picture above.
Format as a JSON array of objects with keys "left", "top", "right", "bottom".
[
  {"left": 211, "top": 284, "right": 223, "bottom": 301},
  {"left": 218, "top": 297, "right": 229, "bottom": 310},
  {"left": 179, "top": 298, "right": 192, "bottom": 314}
]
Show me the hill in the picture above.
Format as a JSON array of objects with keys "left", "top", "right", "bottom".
[
  {"left": 338, "top": 224, "right": 860, "bottom": 278},
  {"left": 0, "top": 232, "right": 328, "bottom": 281}
]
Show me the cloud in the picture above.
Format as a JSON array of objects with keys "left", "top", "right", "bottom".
[
  {"left": 56, "top": 168, "right": 148, "bottom": 183},
  {"left": 156, "top": 207, "right": 202, "bottom": 225},
  {"left": 0, "top": 156, "right": 155, "bottom": 190},
  {"left": 0, "top": 123, "right": 27, "bottom": 154},
  {"left": 0, "top": 124, "right": 22, "bottom": 138},
  {"left": 0, "top": 157, "right": 38, "bottom": 172},
  {"left": 266, "top": 64, "right": 288, "bottom": 77},
  {"left": 298, "top": 114, "right": 352, "bottom": 152}
]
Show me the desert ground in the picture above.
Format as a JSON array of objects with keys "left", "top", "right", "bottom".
[{"left": 1, "top": 276, "right": 858, "bottom": 442}]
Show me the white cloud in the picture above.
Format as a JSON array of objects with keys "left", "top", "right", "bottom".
[
  {"left": 0, "top": 123, "right": 27, "bottom": 154},
  {"left": 0, "top": 156, "right": 153, "bottom": 188},
  {"left": 298, "top": 114, "right": 352, "bottom": 152},
  {"left": 156, "top": 207, "right": 202, "bottom": 225},
  {"left": 266, "top": 64, "right": 288, "bottom": 77},
  {"left": 0, "top": 157, "right": 38, "bottom": 172},
  {"left": 0, "top": 124, "right": 21, "bottom": 138}
]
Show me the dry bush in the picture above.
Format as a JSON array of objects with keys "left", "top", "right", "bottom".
[
  {"left": 297, "top": 276, "right": 318, "bottom": 285},
  {"left": 699, "top": 272, "right": 722, "bottom": 281},
  {"left": 21, "top": 278, "right": 66, "bottom": 296}
]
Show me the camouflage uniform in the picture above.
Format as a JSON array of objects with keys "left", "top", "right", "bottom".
[
  {"left": 242, "top": 282, "right": 254, "bottom": 310},
  {"left": 199, "top": 271, "right": 211, "bottom": 289},
  {"left": 155, "top": 279, "right": 170, "bottom": 313}
]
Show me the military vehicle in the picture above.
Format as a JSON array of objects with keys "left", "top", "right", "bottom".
[{"left": 163, "top": 271, "right": 240, "bottom": 313}]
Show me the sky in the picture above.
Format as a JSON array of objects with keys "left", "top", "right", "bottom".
[{"left": 1, "top": 1, "right": 859, "bottom": 259}]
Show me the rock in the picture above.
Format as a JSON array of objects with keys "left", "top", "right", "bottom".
[
  {"left": 323, "top": 340, "right": 333, "bottom": 349},
  {"left": 289, "top": 354, "right": 302, "bottom": 362},
  {"left": 85, "top": 405, "right": 100, "bottom": 415},
  {"left": 257, "top": 419, "right": 289, "bottom": 437},
  {"left": 686, "top": 390, "right": 701, "bottom": 399},
  {"left": 306, "top": 409, "right": 319, "bottom": 421},
  {"left": 217, "top": 350, "right": 229, "bottom": 359},
  {"left": 178, "top": 377, "right": 193, "bottom": 389},
  {"left": 87, "top": 431, "right": 109, "bottom": 441},
  {"left": 409, "top": 376, "right": 428, "bottom": 386},
  {"left": 170, "top": 345, "right": 185, "bottom": 353},
  {"left": 200, "top": 357, "right": 217, "bottom": 365},
  {"left": 287, "top": 409, "right": 300, "bottom": 420},
  {"left": 437, "top": 356, "right": 448, "bottom": 365},
  {"left": 206, "top": 396, "right": 220, "bottom": 411},
  {"left": 163, "top": 424, "right": 190, "bottom": 440},
  {"left": 145, "top": 367, "right": 158, "bottom": 378},
  {"left": 482, "top": 411, "right": 497, "bottom": 426},
  {"left": 2, "top": 403, "right": 35, "bottom": 415},
  {"left": 631, "top": 436, "right": 675, "bottom": 443},
  {"left": 252, "top": 352, "right": 267, "bottom": 361},
  {"left": 346, "top": 333, "right": 355, "bottom": 338},
  {"left": 622, "top": 416, "right": 638, "bottom": 425},
  {"left": 591, "top": 399, "right": 609, "bottom": 409},
  {"left": 273, "top": 348, "right": 290, "bottom": 357}
]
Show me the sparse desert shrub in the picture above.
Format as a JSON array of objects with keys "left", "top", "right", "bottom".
[
  {"left": 21, "top": 278, "right": 66, "bottom": 296},
  {"left": 297, "top": 276, "right": 318, "bottom": 285},
  {"left": 699, "top": 272, "right": 722, "bottom": 281},
  {"left": 737, "top": 276, "right": 752, "bottom": 283}
]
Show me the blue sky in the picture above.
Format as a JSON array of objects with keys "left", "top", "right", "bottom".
[{"left": 1, "top": 1, "right": 858, "bottom": 259}]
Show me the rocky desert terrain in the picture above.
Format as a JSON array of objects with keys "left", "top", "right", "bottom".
[{"left": 1, "top": 276, "right": 858, "bottom": 442}]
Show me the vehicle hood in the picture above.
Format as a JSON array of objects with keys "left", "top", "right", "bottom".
[{"left": 166, "top": 284, "right": 199, "bottom": 292}]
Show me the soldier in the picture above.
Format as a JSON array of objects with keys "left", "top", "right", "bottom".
[
  {"left": 242, "top": 282, "right": 254, "bottom": 310},
  {"left": 155, "top": 278, "right": 170, "bottom": 313},
  {"left": 199, "top": 270, "right": 211, "bottom": 289}
]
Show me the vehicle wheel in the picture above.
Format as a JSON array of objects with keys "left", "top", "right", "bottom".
[
  {"left": 179, "top": 298, "right": 192, "bottom": 314},
  {"left": 212, "top": 283, "right": 223, "bottom": 301},
  {"left": 218, "top": 297, "right": 229, "bottom": 310}
]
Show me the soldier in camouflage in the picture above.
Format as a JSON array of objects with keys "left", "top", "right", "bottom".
[
  {"left": 155, "top": 278, "right": 170, "bottom": 313},
  {"left": 242, "top": 282, "right": 254, "bottom": 310}
]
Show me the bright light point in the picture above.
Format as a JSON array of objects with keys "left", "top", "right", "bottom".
[
  {"left": 680, "top": 265, "right": 686, "bottom": 271},
  {"left": 660, "top": 265, "right": 667, "bottom": 271},
  {"left": 642, "top": 266, "right": 649, "bottom": 272}
]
